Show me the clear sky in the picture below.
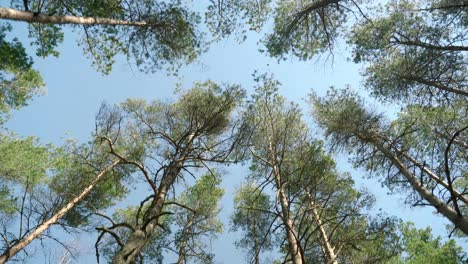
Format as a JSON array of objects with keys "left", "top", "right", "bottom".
[{"left": 2, "top": 2, "right": 466, "bottom": 262}]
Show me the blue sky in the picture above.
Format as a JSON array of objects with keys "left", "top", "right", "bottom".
[{"left": 2, "top": 2, "right": 466, "bottom": 262}]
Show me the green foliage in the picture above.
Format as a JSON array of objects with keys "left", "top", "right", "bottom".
[
  {"left": 119, "top": 81, "right": 244, "bottom": 148},
  {"left": 0, "top": 134, "right": 71, "bottom": 256},
  {"left": 173, "top": 81, "right": 244, "bottom": 136},
  {"left": 0, "top": 23, "right": 44, "bottom": 118},
  {"left": 333, "top": 216, "right": 402, "bottom": 263},
  {"left": 92, "top": 82, "right": 244, "bottom": 262},
  {"left": 245, "top": 73, "right": 308, "bottom": 170},
  {"left": 1, "top": 0, "right": 466, "bottom": 261},
  {"left": 80, "top": 1, "right": 204, "bottom": 74},
  {"left": 390, "top": 102, "right": 467, "bottom": 192},
  {"left": 231, "top": 182, "right": 274, "bottom": 262},
  {"left": 349, "top": 0, "right": 467, "bottom": 105},
  {"left": 28, "top": 24, "right": 64, "bottom": 58},
  {"left": 206, "top": 0, "right": 353, "bottom": 59},
  {"left": 49, "top": 141, "right": 134, "bottom": 227},
  {"left": 311, "top": 88, "right": 467, "bottom": 234},
  {"left": 311, "top": 88, "right": 409, "bottom": 191},
  {"left": 6, "top": 0, "right": 205, "bottom": 74},
  {"left": 398, "top": 222, "right": 466, "bottom": 264},
  {"left": 310, "top": 87, "right": 385, "bottom": 151},
  {"left": 176, "top": 173, "right": 224, "bottom": 229},
  {"left": 0, "top": 185, "right": 15, "bottom": 215},
  {"left": 0, "top": 134, "right": 52, "bottom": 186},
  {"left": 241, "top": 76, "right": 396, "bottom": 263},
  {"left": 265, "top": 0, "right": 347, "bottom": 60},
  {"left": 173, "top": 172, "right": 225, "bottom": 263},
  {"left": 205, "top": 0, "right": 272, "bottom": 40},
  {"left": 291, "top": 143, "right": 400, "bottom": 263}
]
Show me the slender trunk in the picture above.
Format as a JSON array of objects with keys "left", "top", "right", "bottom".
[
  {"left": 272, "top": 164, "right": 303, "bottom": 264},
  {"left": 176, "top": 241, "right": 185, "bottom": 264},
  {"left": 0, "top": 161, "right": 120, "bottom": 264},
  {"left": 401, "top": 75, "right": 468, "bottom": 96},
  {"left": 0, "top": 7, "right": 148, "bottom": 26},
  {"left": 393, "top": 147, "right": 468, "bottom": 205},
  {"left": 252, "top": 218, "right": 260, "bottom": 264},
  {"left": 430, "top": 127, "right": 468, "bottom": 149},
  {"left": 393, "top": 38, "right": 468, "bottom": 52},
  {"left": 370, "top": 137, "right": 468, "bottom": 234},
  {"left": 176, "top": 219, "right": 193, "bottom": 264},
  {"left": 311, "top": 202, "right": 338, "bottom": 264},
  {"left": 112, "top": 136, "right": 194, "bottom": 264},
  {"left": 306, "top": 193, "right": 338, "bottom": 264}
]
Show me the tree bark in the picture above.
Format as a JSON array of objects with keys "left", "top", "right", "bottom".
[
  {"left": 0, "top": 7, "right": 148, "bottom": 26},
  {"left": 272, "top": 163, "right": 304, "bottom": 264},
  {"left": 0, "top": 161, "right": 120, "bottom": 264},
  {"left": 176, "top": 218, "right": 193, "bottom": 264},
  {"left": 111, "top": 136, "right": 194, "bottom": 264},
  {"left": 393, "top": 147, "right": 468, "bottom": 205},
  {"left": 366, "top": 135, "right": 468, "bottom": 234},
  {"left": 401, "top": 75, "right": 468, "bottom": 96},
  {"left": 252, "top": 217, "right": 260, "bottom": 264},
  {"left": 111, "top": 163, "right": 183, "bottom": 264},
  {"left": 306, "top": 192, "right": 338, "bottom": 264},
  {"left": 393, "top": 38, "right": 468, "bottom": 52}
]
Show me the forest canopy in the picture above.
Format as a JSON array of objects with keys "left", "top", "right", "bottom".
[{"left": 0, "top": 0, "right": 466, "bottom": 263}]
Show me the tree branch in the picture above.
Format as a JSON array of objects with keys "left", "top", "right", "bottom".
[{"left": 0, "top": 7, "right": 150, "bottom": 26}]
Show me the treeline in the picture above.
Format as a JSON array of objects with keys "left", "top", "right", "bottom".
[{"left": 0, "top": 0, "right": 466, "bottom": 263}]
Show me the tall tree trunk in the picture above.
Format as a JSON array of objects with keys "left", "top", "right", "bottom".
[
  {"left": 0, "top": 7, "right": 148, "bottom": 26},
  {"left": 0, "top": 161, "right": 120, "bottom": 264},
  {"left": 111, "top": 162, "right": 183, "bottom": 264},
  {"left": 401, "top": 75, "right": 468, "bottom": 96},
  {"left": 272, "top": 164, "right": 304, "bottom": 264},
  {"left": 365, "top": 135, "right": 468, "bottom": 234},
  {"left": 176, "top": 218, "right": 193, "bottom": 264},
  {"left": 306, "top": 192, "right": 338, "bottom": 264},
  {"left": 252, "top": 217, "right": 260, "bottom": 264},
  {"left": 112, "top": 136, "right": 194, "bottom": 264},
  {"left": 393, "top": 147, "right": 468, "bottom": 205}
]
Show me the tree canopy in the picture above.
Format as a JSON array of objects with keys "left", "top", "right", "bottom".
[{"left": 0, "top": 0, "right": 466, "bottom": 263}]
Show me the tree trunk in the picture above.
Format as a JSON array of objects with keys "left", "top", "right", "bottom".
[
  {"left": 0, "top": 7, "right": 148, "bottom": 26},
  {"left": 307, "top": 193, "right": 338, "bottom": 264},
  {"left": 394, "top": 147, "right": 468, "bottom": 205},
  {"left": 394, "top": 39, "right": 468, "bottom": 52},
  {"left": 401, "top": 75, "right": 468, "bottom": 96},
  {"left": 0, "top": 161, "right": 120, "bottom": 264},
  {"left": 111, "top": 163, "right": 183, "bottom": 264},
  {"left": 176, "top": 218, "right": 193, "bottom": 264},
  {"left": 252, "top": 217, "right": 260, "bottom": 264},
  {"left": 272, "top": 164, "right": 304, "bottom": 264},
  {"left": 112, "top": 136, "right": 194, "bottom": 264},
  {"left": 371, "top": 138, "right": 468, "bottom": 234}
]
